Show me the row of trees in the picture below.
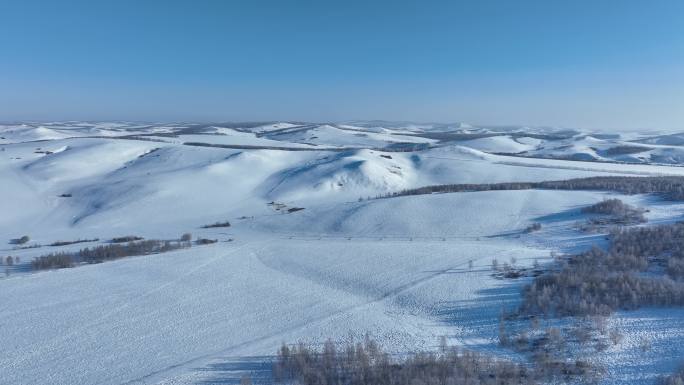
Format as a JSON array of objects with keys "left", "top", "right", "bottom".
[
  {"left": 1, "top": 256, "right": 19, "bottom": 266},
  {"left": 49, "top": 238, "right": 99, "bottom": 247},
  {"left": 32, "top": 253, "right": 74, "bottom": 270},
  {"left": 379, "top": 176, "right": 684, "bottom": 201},
  {"left": 111, "top": 235, "right": 144, "bottom": 243},
  {"left": 78, "top": 239, "right": 190, "bottom": 263},
  {"left": 273, "top": 338, "right": 549, "bottom": 385},
  {"left": 31, "top": 237, "right": 192, "bottom": 270},
  {"left": 201, "top": 221, "right": 231, "bottom": 228}
]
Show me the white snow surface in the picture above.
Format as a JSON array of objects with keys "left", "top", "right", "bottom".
[{"left": 2, "top": 122, "right": 684, "bottom": 385}]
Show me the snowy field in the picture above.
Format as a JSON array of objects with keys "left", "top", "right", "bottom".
[{"left": 2, "top": 122, "right": 684, "bottom": 384}]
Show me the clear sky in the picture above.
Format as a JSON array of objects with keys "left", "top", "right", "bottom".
[{"left": 1, "top": 0, "right": 683, "bottom": 130}]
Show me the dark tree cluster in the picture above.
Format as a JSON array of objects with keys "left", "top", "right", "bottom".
[
  {"left": 32, "top": 253, "right": 74, "bottom": 270},
  {"left": 603, "top": 145, "right": 650, "bottom": 156},
  {"left": 111, "top": 235, "right": 144, "bottom": 243},
  {"left": 525, "top": 223, "right": 542, "bottom": 233},
  {"left": 582, "top": 198, "right": 639, "bottom": 216},
  {"left": 10, "top": 235, "right": 30, "bottom": 245},
  {"left": 201, "top": 221, "right": 231, "bottom": 228},
  {"left": 379, "top": 181, "right": 536, "bottom": 198},
  {"left": 273, "top": 338, "right": 543, "bottom": 385},
  {"left": 581, "top": 198, "right": 646, "bottom": 225},
  {"left": 49, "top": 238, "right": 99, "bottom": 247},
  {"left": 521, "top": 222, "right": 684, "bottom": 317}
]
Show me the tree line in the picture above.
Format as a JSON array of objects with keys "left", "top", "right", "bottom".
[
  {"left": 377, "top": 176, "right": 684, "bottom": 201},
  {"left": 31, "top": 238, "right": 191, "bottom": 270},
  {"left": 272, "top": 337, "right": 553, "bottom": 385}
]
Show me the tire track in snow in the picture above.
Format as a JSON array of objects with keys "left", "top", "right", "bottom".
[
  {"left": 122, "top": 242, "right": 481, "bottom": 385},
  {"left": 4, "top": 239, "right": 272, "bottom": 381}
]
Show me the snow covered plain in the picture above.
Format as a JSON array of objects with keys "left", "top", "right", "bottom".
[{"left": 2, "top": 122, "right": 684, "bottom": 384}]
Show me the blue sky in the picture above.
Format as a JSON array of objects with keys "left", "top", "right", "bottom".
[{"left": 1, "top": 0, "right": 682, "bottom": 130}]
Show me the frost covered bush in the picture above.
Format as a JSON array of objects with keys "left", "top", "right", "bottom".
[
  {"left": 581, "top": 198, "right": 646, "bottom": 225},
  {"left": 582, "top": 198, "right": 634, "bottom": 215}
]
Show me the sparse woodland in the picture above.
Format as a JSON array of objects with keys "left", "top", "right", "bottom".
[
  {"left": 521, "top": 222, "right": 684, "bottom": 317},
  {"left": 273, "top": 338, "right": 543, "bottom": 385}
]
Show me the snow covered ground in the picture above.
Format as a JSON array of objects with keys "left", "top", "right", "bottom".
[{"left": 2, "top": 121, "right": 684, "bottom": 384}]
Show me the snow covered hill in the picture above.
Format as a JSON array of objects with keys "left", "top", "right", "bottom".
[{"left": 1, "top": 121, "right": 684, "bottom": 385}]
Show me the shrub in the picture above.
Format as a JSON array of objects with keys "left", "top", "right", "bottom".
[
  {"left": 180, "top": 233, "right": 192, "bottom": 242},
  {"left": 525, "top": 223, "right": 542, "bottom": 233},
  {"left": 201, "top": 221, "right": 231, "bottom": 228},
  {"left": 10, "top": 235, "right": 30, "bottom": 245},
  {"left": 196, "top": 238, "right": 218, "bottom": 245}
]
